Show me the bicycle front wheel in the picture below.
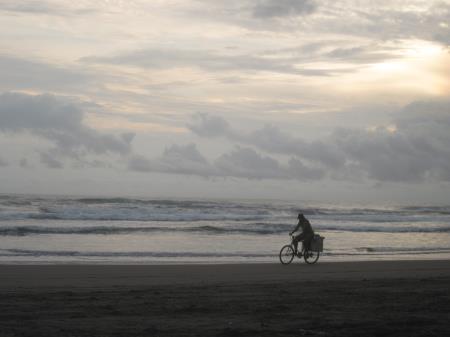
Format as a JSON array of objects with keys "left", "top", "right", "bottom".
[
  {"left": 304, "top": 250, "right": 320, "bottom": 264},
  {"left": 279, "top": 245, "right": 295, "bottom": 265}
]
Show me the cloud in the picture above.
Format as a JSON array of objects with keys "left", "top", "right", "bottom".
[
  {"left": 189, "top": 0, "right": 318, "bottom": 31},
  {"left": 39, "top": 151, "right": 63, "bottom": 169},
  {"left": 129, "top": 144, "right": 215, "bottom": 177},
  {"left": 192, "top": 1, "right": 449, "bottom": 47},
  {"left": 0, "top": 55, "right": 89, "bottom": 91},
  {"left": 328, "top": 99, "right": 450, "bottom": 182},
  {"left": 82, "top": 47, "right": 337, "bottom": 77},
  {"left": 0, "top": 92, "right": 135, "bottom": 166},
  {"left": 155, "top": 143, "right": 213, "bottom": 176},
  {"left": 0, "top": 1, "right": 61, "bottom": 15},
  {"left": 287, "top": 157, "right": 325, "bottom": 180},
  {"left": 315, "top": 1, "right": 450, "bottom": 47},
  {"left": 248, "top": 124, "right": 343, "bottom": 167},
  {"left": 129, "top": 143, "right": 324, "bottom": 181},
  {"left": 0, "top": 156, "right": 8, "bottom": 167},
  {"left": 215, "top": 146, "right": 284, "bottom": 179},
  {"left": 251, "top": 0, "right": 317, "bottom": 18},
  {"left": 188, "top": 113, "right": 232, "bottom": 138},
  {"left": 128, "top": 154, "right": 152, "bottom": 173},
  {"left": 189, "top": 114, "right": 346, "bottom": 169},
  {"left": 0, "top": 1, "right": 96, "bottom": 16},
  {"left": 77, "top": 1, "right": 450, "bottom": 82},
  {"left": 241, "top": 41, "right": 403, "bottom": 73},
  {"left": 214, "top": 146, "right": 324, "bottom": 180},
  {"left": 189, "top": 99, "right": 450, "bottom": 183},
  {"left": 321, "top": 45, "right": 400, "bottom": 64},
  {"left": 19, "top": 158, "right": 31, "bottom": 168}
]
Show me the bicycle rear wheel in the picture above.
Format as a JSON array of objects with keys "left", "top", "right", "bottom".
[
  {"left": 279, "top": 245, "right": 295, "bottom": 265},
  {"left": 304, "top": 250, "right": 320, "bottom": 264}
]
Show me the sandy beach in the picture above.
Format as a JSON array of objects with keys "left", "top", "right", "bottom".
[{"left": 1, "top": 260, "right": 449, "bottom": 336}]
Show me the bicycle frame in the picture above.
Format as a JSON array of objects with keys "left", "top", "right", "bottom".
[{"left": 290, "top": 235, "right": 307, "bottom": 256}]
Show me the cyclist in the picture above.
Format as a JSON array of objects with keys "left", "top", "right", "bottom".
[{"left": 290, "top": 213, "right": 314, "bottom": 254}]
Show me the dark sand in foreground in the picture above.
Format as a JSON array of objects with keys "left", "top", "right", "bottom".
[{"left": 1, "top": 260, "right": 449, "bottom": 336}]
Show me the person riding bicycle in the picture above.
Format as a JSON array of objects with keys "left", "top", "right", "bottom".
[{"left": 290, "top": 213, "right": 314, "bottom": 254}]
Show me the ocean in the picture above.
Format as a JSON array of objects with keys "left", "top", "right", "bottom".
[{"left": 1, "top": 194, "right": 449, "bottom": 264}]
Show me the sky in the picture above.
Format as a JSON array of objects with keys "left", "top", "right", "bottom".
[{"left": 0, "top": 0, "right": 449, "bottom": 204}]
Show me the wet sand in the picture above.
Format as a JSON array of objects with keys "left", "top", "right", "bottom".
[{"left": 1, "top": 260, "right": 449, "bottom": 336}]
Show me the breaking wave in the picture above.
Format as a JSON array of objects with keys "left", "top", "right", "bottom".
[
  {"left": 1, "top": 195, "right": 450, "bottom": 222},
  {"left": 1, "top": 222, "right": 450, "bottom": 237}
]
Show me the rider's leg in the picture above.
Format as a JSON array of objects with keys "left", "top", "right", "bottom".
[
  {"left": 293, "top": 237, "right": 299, "bottom": 252},
  {"left": 294, "top": 233, "right": 305, "bottom": 253},
  {"left": 304, "top": 233, "right": 313, "bottom": 252}
]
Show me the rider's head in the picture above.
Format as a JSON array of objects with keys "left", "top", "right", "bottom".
[{"left": 297, "top": 213, "right": 304, "bottom": 220}]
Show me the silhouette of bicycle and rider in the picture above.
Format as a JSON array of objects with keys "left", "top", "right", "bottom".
[{"left": 279, "top": 213, "right": 324, "bottom": 265}]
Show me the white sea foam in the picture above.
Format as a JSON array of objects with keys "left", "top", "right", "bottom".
[{"left": 1, "top": 195, "right": 450, "bottom": 263}]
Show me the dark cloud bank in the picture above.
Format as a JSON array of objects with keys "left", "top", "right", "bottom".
[
  {"left": 0, "top": 92, "right": 134, "bottom": 168},
  {"left": 131, "top": 99, "right": 450, "bottom": 184},
  {"left": 1, "top": 91, "right": 449, "bottom": 184},
  {"left": 128, "top": 143, "right": 323, "bottom": 181}
]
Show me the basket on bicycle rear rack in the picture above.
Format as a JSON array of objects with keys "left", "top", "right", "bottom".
[{"left": 310, "top": 234, "right": 324, "bottom": 252}]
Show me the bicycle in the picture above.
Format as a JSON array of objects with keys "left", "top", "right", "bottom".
[{"left": 279, "top": 234, "right": 323, "bottom": 265}]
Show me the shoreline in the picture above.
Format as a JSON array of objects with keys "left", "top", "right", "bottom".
[{"left": 1, "top": 253, "right": 450, "bottom": 266}]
